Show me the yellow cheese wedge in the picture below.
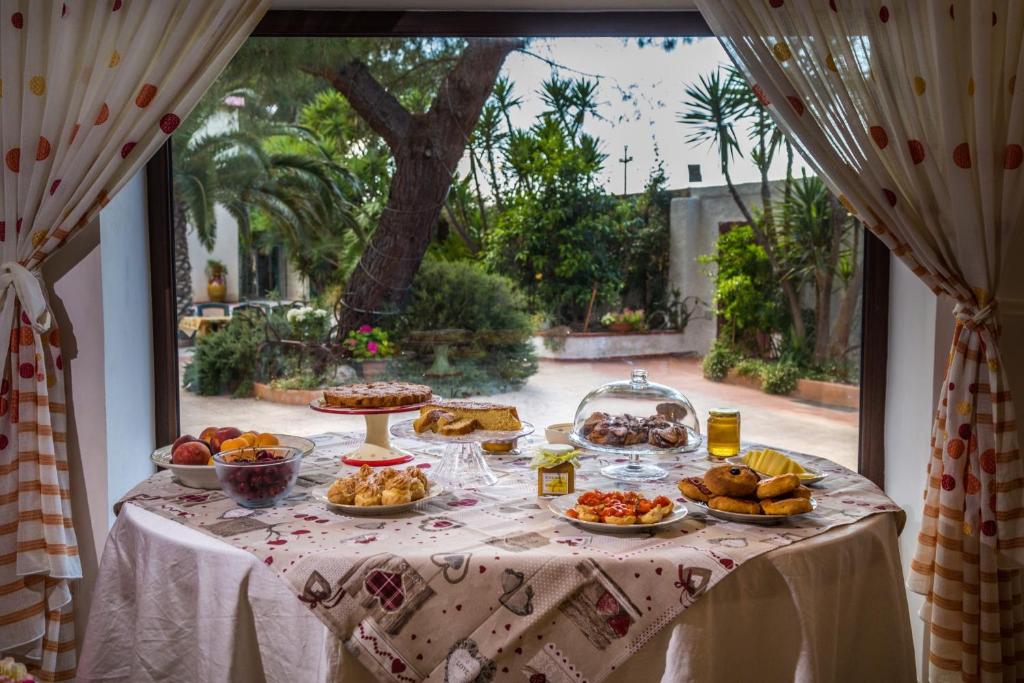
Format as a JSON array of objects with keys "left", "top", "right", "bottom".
[{"left": 742, "top": 448, "right": 807, "bottom": 477}]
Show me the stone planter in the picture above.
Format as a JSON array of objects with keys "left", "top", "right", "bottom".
[
  {"left": 721, "top": 369, "right": 859, "bottom": 410},
  {"left": 606, "top": 322, "right": 633, "bottom": 333},
  {"left": 358, "top": 359, "right": 389, "bottom": 380},
  {"left": 533, "top": 330, "right": 699, "bottom": 360}
]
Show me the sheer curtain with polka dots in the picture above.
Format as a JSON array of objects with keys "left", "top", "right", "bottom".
[
  {"left": 0, "top": 1, "right": 267, "bottom": 678},
  {"left": 695, "top": 1, "right": 1024, "bottom": 679}
]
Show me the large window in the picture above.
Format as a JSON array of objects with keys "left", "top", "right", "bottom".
[{"left": 149, "top": 12, "right": 888, "bottom": 480}]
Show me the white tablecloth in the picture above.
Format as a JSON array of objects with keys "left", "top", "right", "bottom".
[{"left": 78, "top": 503, "right": 915, "bottom": 682}]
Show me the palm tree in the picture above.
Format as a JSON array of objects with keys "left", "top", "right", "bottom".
[
  {"left": 680, "top": 66, "right": 807, "bottom": 345},
  {"left": 172, "top": 113, "right": 362, "bottom": 318}
]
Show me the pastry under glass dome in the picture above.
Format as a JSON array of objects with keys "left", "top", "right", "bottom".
[{"left": 569, "top": 368, "right": 702, "bottom": 482}]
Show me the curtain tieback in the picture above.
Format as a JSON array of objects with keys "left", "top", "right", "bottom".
[
  {"left": 953, "top": 301, "right": 999, "bottom": 333},
  {"left": 0, "top": 263, "right": 52, "bottom": 370}
]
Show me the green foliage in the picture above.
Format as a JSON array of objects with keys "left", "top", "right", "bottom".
[
  {"left": 486, "top": 115, "right": 621, "bottom": 324},
  {"left": 389, "top": 259, "right": 538, "bottom": 394},
  {"left": 760, "top": 361, "right": 800, "bottom": 395},
  {"left": 617, "top": 160, "right": 673, "bottom": 312},
  {"left": 701, "top": 339, "right": 739, "bottom": 382},
  {"left": 183, "top": 316, "right": 264, "bottom": 397},
  {"left": 734, "top": 357, "right": 766, "bottom": 378},
  {"left": 700, "top": 225, "right": 785, "bottom": 352},
  {"left": 600, "top": 308, "right": 647, "bottom": 331},
  {"left": 286, "top": 306, "right": 331, "bottom": 342}
]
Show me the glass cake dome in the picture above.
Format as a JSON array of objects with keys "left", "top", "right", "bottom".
[{"left": 569, "top": 368, "right": 702, "bottom": 482}]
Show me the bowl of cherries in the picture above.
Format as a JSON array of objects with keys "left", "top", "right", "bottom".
[{"left": 214, "top": 445, "right": 303, "bottom": 508}]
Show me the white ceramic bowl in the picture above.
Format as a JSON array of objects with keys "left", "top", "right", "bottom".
[
  {"left": 151, "top": 434, "right": 315, "bottom": 490},
  {"left": 545, "top": 423, "right": 573, "bottom": 445}
]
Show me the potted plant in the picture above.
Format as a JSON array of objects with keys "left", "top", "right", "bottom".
[
  {"left": 343, "top": 325, "right": 396, "bottom": 379},
  {"left": 206, "top": 259, "right": 227, "bottom": 302},
  {"left": 601, "top": 308, "right": 647, "bottom": 333}
]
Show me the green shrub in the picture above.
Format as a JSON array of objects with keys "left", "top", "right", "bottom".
[
  {"left": 183, "top": 315, "right": 264, "bottom": 397},
  {"left": 734, "top": 357, "right": 766, "bottom": 378},
  {"left": 760, "top": 361, "right": 800, "bottom": 395},
  {"left": 389, "top": 259, "right": 539, "bottom": 395},
  {"left": 701, "top": 340, "right": 738, "bottom": 382}
]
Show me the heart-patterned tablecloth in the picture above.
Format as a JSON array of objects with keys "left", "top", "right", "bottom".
[{"left": 119, "top": 432, "right": 903, "bottom": 683}]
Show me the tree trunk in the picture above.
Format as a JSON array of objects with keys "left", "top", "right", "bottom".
[
  {"left": 332, "top": 39, "right": 523, "bottom": 334},
  {"left": 237, "top": 210, "right": 255, "bottom": 300},
  {"left": 829, "top": 231, "right": 863, "bottom": 361},
  {"left": 173, "top": 200, "right": 194, "bottom": 320},
  {"left": 468, "top": 149, "right": 490, "bottom": 236},
  {"left": 813, "top": 194, "right": 846, "bottom": 363}
]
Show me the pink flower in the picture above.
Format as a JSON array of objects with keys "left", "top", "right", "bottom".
[
  {"left": 358, "top": 325, "right": 373, "bottom": 334},
  {"left": 366, "top": 341, "right": 379, "bottom": 355}
]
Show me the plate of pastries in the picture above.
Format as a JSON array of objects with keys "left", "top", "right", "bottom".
[
  {"left": 677, "top": 464, "right": 816, "bottom": 525},
  {"left": 313, "top": 465, "right": 442, "bottom": 515},
  {"left": 548, "top": 489, "right": 687, "bottom": 533},
  {"left": 572, "top": 404, "right": 700, "bottom": 454}
]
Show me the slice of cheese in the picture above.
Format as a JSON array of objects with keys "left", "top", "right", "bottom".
[{"left": 742, "top": 448, "right": 807, "bottom": 477}]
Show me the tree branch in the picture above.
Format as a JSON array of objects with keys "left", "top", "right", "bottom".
[
  {"left": 323, "top": 61, "right": 412, "bottom": 150},
  {"left": 428, "top": 38, "right": 525, "bottom": 135}
]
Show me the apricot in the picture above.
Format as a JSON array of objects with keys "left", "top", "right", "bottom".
[
  {"left": 210, "top": 427, "right": 242, "bottom": 453},
  {"left": 255, "top": 433, "right": 279, "bottom": 447},
  {"left": 172, "top": 441, "right": 211, "bottom": 466},
  {"left": 240, "top": 432, "right": 258, "bottom": 447},
  {"left": 219, "top": 437, "right": 250, "bottom": 453}
]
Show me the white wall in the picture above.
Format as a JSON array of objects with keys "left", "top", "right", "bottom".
[
  {"left": 99, "top": 172, "right": 157, "bottom": 522},
  {"left": 187, "top": 204, "right": 240, "bottom": 303}
]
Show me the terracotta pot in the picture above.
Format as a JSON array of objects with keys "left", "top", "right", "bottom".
[
  {"left": 359, "top": 359, "right": 389, "bottom": 380},
  {"left": 608, "top": 322, "right": 633, "bottom": 333},
  {"left": 207, "top": 278, "right": 226, "bottom": 302}
]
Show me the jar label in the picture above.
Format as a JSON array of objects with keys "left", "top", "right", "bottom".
[{"left": 541, "top": 471, "right": 570, "bottom": 495}]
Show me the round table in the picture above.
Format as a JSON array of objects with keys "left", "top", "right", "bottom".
[{"left": 78, "top": 435, "right": 916, "bottom": 683}]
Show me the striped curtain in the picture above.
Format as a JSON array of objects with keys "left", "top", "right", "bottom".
[
  {"left": 694, "top": 1, "right": 1024, "bottom": 679},
  {"left": 0, "top": 1, "right": 267, "bottom": 679}
]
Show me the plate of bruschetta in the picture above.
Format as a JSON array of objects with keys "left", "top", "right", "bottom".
[{"left": 548, "top": 489, "right": 687, "bottom": 533}]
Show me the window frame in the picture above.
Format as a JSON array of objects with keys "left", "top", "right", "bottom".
[{"left": 146, "top": 9, "right": 890, "bottom": 487}]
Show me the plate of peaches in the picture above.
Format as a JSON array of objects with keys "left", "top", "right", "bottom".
[
  {"left": 677, "top": 464, "right": 817, "bottom": 526},
  {"left": 151, "top": 426, "right": 315, "bottom": 490},
  {"left": 312, "top": 465, "right": 444, "bottom": 516},
  {"left": 548, "top": 489, "right": 687, "bottom": 533}
]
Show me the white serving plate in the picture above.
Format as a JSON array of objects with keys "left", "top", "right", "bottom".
[
  {"left": 681, "top": 494, "right": 817, "bottom": 526},
  {"left": 722, "top": 456, "right": 828, "bottom": 486},
  {"left": 151, "top": 434, "right": 315, "bottom": 490},
  {"left": 311, "top": 482, "right": 445, "bottom": 516},
  {"left": 547, "top": 495, "right": 688, "bottom": 534}
]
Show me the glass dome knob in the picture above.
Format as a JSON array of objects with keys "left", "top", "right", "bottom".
[{"left": 630, "top": 368, "right": 648, "bottom": 387}]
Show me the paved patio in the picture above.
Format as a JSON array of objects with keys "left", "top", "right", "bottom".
[{"left": 179, "top": 355, "right": 858, "bottom": 470}]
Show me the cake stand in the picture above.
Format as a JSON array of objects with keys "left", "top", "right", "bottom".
[
  {"left": 390, "top": 419, "right": 535, "bottom": 488},
  {"left": 310, "top": 398, "right": 437, "bottom": 467},
  {"left": 569, "top": 428, "right": 703, "bottom": 483}
]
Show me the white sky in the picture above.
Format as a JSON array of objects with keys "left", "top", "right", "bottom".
[{"left": 464, "top": 36, "right": 812, "bottom": 193}]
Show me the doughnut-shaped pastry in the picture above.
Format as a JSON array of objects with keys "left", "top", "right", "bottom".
[
  {"left": 704, "top": 465, "right": 759, "bottom": 498},
  {"left": 756, "top": 473, "right": 800, "bottom": 500},
  {"left": 761, "top": 497, "right": 813, "bottom": 516},
  {"left": 677, "top": 476, "right": 713, "bottom": 502},
  {"left": 708, "top": 495, "right": 762, "bottom": 515}
]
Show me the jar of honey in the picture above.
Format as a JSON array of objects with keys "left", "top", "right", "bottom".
[{"left": 706, "top": 408, "right": 741, "bottom": 458}]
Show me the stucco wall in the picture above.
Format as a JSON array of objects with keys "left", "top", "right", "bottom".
[{"left": 187, "top": 204, "right": 241, "bottom": 303}]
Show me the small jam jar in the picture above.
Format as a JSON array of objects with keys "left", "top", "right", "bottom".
[{"left": 706, "top": 408, "right": 741, "bottom": 458}]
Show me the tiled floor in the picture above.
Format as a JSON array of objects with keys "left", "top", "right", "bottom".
[{"left": 179, "top": 354, "right": 858, "bottom": 470}]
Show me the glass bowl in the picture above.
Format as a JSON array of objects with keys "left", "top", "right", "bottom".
[
  {"left": 569, "top": 368, "right": 702, "bottom": 482},
  {"left": 214, "top": 446, "right": 303, "bottom": 508}
]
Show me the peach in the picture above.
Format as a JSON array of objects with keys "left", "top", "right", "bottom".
[
  {"left": 171, "top": 434, "right": 196, "bottom": 451},
  {"left": 172, "top": 441, "right": 211, "bottom": 466},
  {"left": 210, "top": 427, "right": 242, "bottom": 453},
  {"left": 255, "top": 433, "right": 279, "bottom": 447},
  {"left": 199, "top": 426, "right": 218, "bottom": 443}
]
